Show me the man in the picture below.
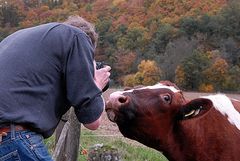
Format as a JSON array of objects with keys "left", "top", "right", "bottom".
[{"left": 0, "top": 16, "right": 111, "bottom": 160}]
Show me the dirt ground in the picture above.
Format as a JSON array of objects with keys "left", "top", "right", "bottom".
[{"left": 83, "top": 88, "right": 240, "bottom": 140}]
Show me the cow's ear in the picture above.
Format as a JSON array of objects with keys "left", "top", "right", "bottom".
[{"left": 177, "top": 98, "right": 213, "bottom": 120}]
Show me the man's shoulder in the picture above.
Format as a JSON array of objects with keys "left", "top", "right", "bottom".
[
  {"left": 30, "top": 22, "right": 61, "bottom": 31},
  {"left": 41, "top": 22, "right": 87, "bottom": 38}
]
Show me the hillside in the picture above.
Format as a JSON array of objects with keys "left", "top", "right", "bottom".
[{"left": 0, "top": 0, "right": 239, "bottom": 92}]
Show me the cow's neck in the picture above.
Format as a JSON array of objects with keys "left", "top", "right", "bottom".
[
  {"left": 160, "top": 119, "right": 210, "bottom": 161},
  {"left": 137, "top": 123, "right": 186, "bottom": 161},
  {"left": 170, "top": 108, "right": 240, "bottom": 161},
  {"left": 155, "top": 129, "right": 187, "bottom": 161}
]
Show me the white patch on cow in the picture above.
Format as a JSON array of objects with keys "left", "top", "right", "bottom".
[
  {"left": 109, "top": 91, "right": 125, "bottom": 100},
  {"left": 109, "top": 83, "right": 180, "bottom": 100},
  {"left": 201, "top": 94, "right": 240, "bottom": 131}
]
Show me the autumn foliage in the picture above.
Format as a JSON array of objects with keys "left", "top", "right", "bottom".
[
  {"left": 175, "top": 50, "right": 240, "bottom": 92},
  {"left": 123, "top": 60, "right": 162, "bottom": 87},
  {"left": 1, "top": 0, "right": 240, "bottom": 92}
]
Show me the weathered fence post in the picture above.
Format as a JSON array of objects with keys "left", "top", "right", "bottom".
[
  {"left": 53, "top": 121, "right": 70, "bottom": 161},
  {"left": 55, "top": 111, "right": 70, "bottom": 145},
  {"left": 65, "top": 108, "right": 81, "bottom": 161},
  {"left": 53, "top": 107, "right": 81, "bottom": 161}
]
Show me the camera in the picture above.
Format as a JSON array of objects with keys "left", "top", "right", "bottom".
[
  {"left": 96, "top": 61, "right": 110, "bottom": 92},
  {"left": 96, "top": 62, "right": 105, "bottom": 70}
]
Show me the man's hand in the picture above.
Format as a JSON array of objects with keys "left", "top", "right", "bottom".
[
  {"left": 94, "top": 65, "right": 111, "bottom": 91},
  {"left": 85, "top": 62, "right": 110, "bottom": 130}
]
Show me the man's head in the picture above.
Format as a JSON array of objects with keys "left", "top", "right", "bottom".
[{"left": 64, "top": 15, "right": 98, "bottom": 48}]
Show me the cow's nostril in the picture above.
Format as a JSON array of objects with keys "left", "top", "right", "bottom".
[
  {"left": 109, "top": 92, "right": 129, "bottom": 107},
  {"left": 118, "top": 96, "right": 127, "bottom": 104}
]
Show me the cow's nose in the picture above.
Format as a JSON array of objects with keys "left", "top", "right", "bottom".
[
  {"left": 108, "top": 92, "right": 129, "bottom": 108},
  {"left": 118, "top": 95, "right": 128, "bottom": 104}
]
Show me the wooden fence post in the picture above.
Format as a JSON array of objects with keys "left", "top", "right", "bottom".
[
  {"left": 55, "top": 111, "right": 70, "bottom": 145},
  {"left": 53, "top": 121, "right": 70, "bottom": 161},
  {"left": 53, "top": 107, "right": 81, "bottom": 161},
  {"left": 65, "top": 108, "right": 81, "bottom": 161}
]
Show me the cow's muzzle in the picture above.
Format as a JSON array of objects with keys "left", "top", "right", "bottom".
[{"left": 105, "top": 93, "right": 129, "bottom": 122}]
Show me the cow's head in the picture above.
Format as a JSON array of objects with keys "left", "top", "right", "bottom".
[{"left": 105, "top": 81, "right": 212, "bottom": 150}]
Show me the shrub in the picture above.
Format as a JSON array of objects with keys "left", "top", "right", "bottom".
[{"left": 198, "top": 83, "right": 214, "bottom": 92}]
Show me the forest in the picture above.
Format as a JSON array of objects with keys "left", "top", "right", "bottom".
[{"left": 0, "top": 0, "right": 240, "bottom": 92}]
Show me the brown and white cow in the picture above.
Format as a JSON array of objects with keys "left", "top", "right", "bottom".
[{"left": 105, "top": 81, "right": 240, "bottom": 161}]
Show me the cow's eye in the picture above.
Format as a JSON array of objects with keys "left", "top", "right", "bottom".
[{"left": 161, "top": 94, "right": 171, "bottom": 104}]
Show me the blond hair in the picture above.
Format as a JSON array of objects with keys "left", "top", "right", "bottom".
[{"left": 64, "top": 15, "right": 98, "bottom": 48}]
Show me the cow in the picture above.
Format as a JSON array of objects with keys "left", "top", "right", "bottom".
[{"left": 105, "top": 81, "right": 240, "bottom": 161}]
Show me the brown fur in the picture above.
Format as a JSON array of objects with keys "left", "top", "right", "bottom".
[{"left": 106, "top": 81, "right": 240, "bottom": 161}]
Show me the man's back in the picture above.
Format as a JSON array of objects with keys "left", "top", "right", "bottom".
[
  {"left": 0, "top": 16, "right": 109, "bottom": 161},
  {"left": 0, "top": 22, "right": 100, "bottom": 137}
]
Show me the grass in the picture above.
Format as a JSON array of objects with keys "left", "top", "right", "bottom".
[
  {"left": 45, "top": 129, "right": 168, "bottom": 161},
  {"left": 78, "top": 130, "right": 168, "bottom": 161},
  {"left": 44, "top": 136, "right": 56, "bottom": 155}
]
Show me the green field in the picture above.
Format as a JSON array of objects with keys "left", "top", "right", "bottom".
[{"left": 45, "top": 129, "right": 168, "bottom": 161}]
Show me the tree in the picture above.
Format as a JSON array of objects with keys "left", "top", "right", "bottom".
[
  {"left": 123, "top": 60, "right": 162, "bottom": 86},
  {"left": 123, "top": 74, "right": 136, "bottom": 87},
  {"left": 24, "top": 0, "right": 39, "bottom": 8},
  {"left": 198, "top": 83, "right": 214, "bottom": 92},
  {"left": 115, "top": 52, "right": 137, "bottom": 75},
  {"left": 203, "top": 57, "right": 229, "bottom": 91},
  {"left": 218, "top": 0, "right": 240, "bottom": 39},
  {"left": 95, "top": 18, "right": 112, "bottom": 47},
  {"left": 224, "top": 65, "right": 240, "bottom": 91},
  {"left": 179, "top": 16, "right": 199, "bottom": 36},
  {"left": 180, "top": 50, "right": 211, "bottom": 90},
  {"left": 118, "top": 26, "right": 146, "bottom": 51},
  {"left": 0, "top": 2, "right": 20, "bottom": 27},
  {"left": 135, "top": 60, "right": 162, "bottom": 85},
  {"left": 175, "top": 65, "right": 186, "bottom": 88},
  {"left": 198, "top": 14, "right": 221, "bottom": 36},
  {"left": 151, "top": 23, "right": 174, "bottom": 54}
]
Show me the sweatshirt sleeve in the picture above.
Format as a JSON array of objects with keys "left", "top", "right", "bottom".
[{"left": 63, "top": 33, "right": 104, "bottom": 124}]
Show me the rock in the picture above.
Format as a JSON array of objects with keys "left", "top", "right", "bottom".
[{"left": 88, "top": 144, "right": 121, "bottom": 161}]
